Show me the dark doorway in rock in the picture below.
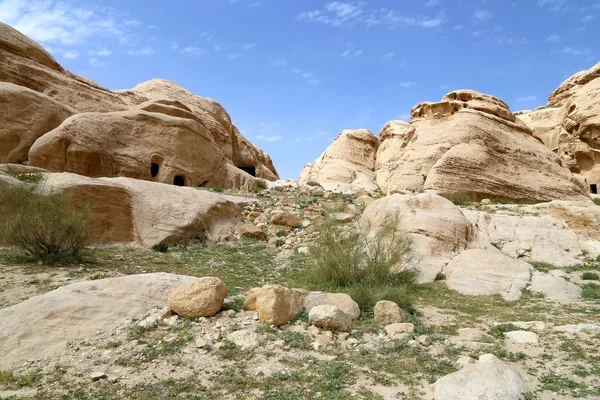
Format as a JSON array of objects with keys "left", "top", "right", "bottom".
[
  {"left": 151, "top": 163, "right": 159, "bottom": 178},
  {"left": 591, "top": 184, "right": 598, "bottom": 194},
  {"left": 238, "top": 166, "right": 256, "bottom": 177},
  {"left": 174, "top": 175, "right": 185, "bottom": 186}
]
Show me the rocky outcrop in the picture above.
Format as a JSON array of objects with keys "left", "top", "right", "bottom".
[
  {"left": 518, "top": 62, "right": 600, "bottom": 193},
  {"left": 0, "top": 22, "right": 278, "bottom": 188},
  {"left": 0, "top": 273, "right": 195, "bottom": 369},
  {"left": 0, "top": 82, "right": 74, "bottom": 163},
  {"left": 362, "top": 193, "right": 477, "bottom": 282},
  {"left": 376, "top": 90, "right": 589, "bottom": 202},
  {"left": 299, "top": 129, "right": 378, "bottom": 192},
  {"left": 40, "top": 173, "right": 252, "bottom": 246},
  {"left": 167, "top": 277, "right": 228, "bottom": 318}
]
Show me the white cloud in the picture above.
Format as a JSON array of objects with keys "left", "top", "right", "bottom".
[
  {"left": 516, "top": 95, "right": 537, "bottom": 102},
  {"left": 89, "top": 57, "right": 104, "bottom": 67},
  {"left": 563, "top": 46, "right": 590, "bottom": 56},
  {"left": 123, "top": 19, "right": 141, "bottom": 26},
  {"left": 582, "top": 15, "right": 594, "bottom": 23},
  {"left": 62, "top": 50, "right": 78, "bottom": 59},
  {"left": 127, "top": 46, "right": 155, "bottom": 56},
  {"left": 227, "top": 53, "right": 240, "bottom": 59},
  {"left": 182, "top": 46, "right": 205, "bottom": 56},
  {"left": 242, "top": 43, "right": 256, "bottom": 50},
  {"left": 298, "top": 2, "right": 445, "bottom": 28},
  {"left": 454, "top": 24, "right": 465, "bottom": 30},
  {"left": 0, "top": 0, "right": 132, "bottom": 45},
  {"left": 383, "top": 52, "right": 394, "bottom": 60},
  {"left": 425, "top": 0, "right": 440, "bottom": 6},
  {"left": 397, "top": 81, "right": 417, "bottom": 88},
  {"left": 272, "top": 58, "right": 288, "bottom": 67},
  {"left": 88, "top": 47, "right": 112, "bottom": 57},
  {"left": 473, "top": 10, "right": 493, "bottom": 22},
  {"left": 545, "top": 34, "right": 560, "bottom": 42},
  {"left": 170, "top": 41, "right": 179, "bottom": 50},
  {"left": 536, "top": 0, "right": 565, "bottom": 11},
  {"left": 341, "top": 49, "right": 362, "bottom": 57}
]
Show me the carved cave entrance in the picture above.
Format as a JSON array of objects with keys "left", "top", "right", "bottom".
[
  {"left": 174, "top": 175, "right": 185, "bottom": 186},
  {"left": 591, "top": 184, "right": 598, "bottom": 194},
  {"left": 238, "top": 166, "right": 256, "bottom": 177}
]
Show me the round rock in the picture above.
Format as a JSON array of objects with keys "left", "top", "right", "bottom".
[{"left": 168, "top": 276, "right": 228, "bottom": 318}]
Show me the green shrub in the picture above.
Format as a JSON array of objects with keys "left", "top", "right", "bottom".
[
  {"left": 306, "top": 181, "right": 322, "bottom": 187},
  {"left": 275, "top": 239, "right": 285, "bottom": 247},
  {"left": 581, "top": 272, "right": 600, "bottom": 280},
  {"left": 489, "top": 323, "right": 522, "bottom": 339},
  {"left": 593, "top": 198, "right": 600, "bottom": 206},
  {"left": 212, "top": 187, "right": 224, "bottom": 193},
  {"left": 275, "top": 229, "right": 288, "bottom": 237},
  {"left": 296, "top": 213, "right": 418, "bottom": 311},
  {"left": 152, "top": 243, "right": 169, "bottom": 253},
  {"left": 0, "top": 182, "right": 90, "bottom": 263},
  {"left": 440, "top": 192, "right": 471, "bottom": 206},
  {"left": 582, "top": 283, "right": 600, "bottom": 300}
]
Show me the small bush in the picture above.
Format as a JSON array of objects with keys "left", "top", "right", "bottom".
[
  {"left": 581, "top": 272, "right": 600, "bottom": 281},
  {"left": 275, "top": 239, "right": 285, "bottom": 247},
  {"left": 489, "top": 323, "right": 522, "bottom": 339},
  {"left": 434, "top": 272, "right": 446, "bottom": 281},
  {"left": 0, "top": 182, "right": 90, "bottom": 263},
  {"left": 212, "top": 187, "right": 224, "bottom": 193},
  {"left": 582, "top": 283, "right": 600, "bottom": 300},
  {"left": 152, "top": 243, "right": 169, "bottom": 253},
  {"left": 593, "top": 198, "right": 600, "bottom": 206},
  {"left": 441, "top": 192, "right": 471, "bottom": 206},
  {"left": 15, "top": 173, "right": 43, "bottom": 184},
  {"left": 306, "top": 181, "right": 322, "bottom": 187},
  {"left": 275, "top": 230, "right": 288, "bottom": 237},
  {"left": 296, "top": 213, "right": 418, "bottom": 311}
]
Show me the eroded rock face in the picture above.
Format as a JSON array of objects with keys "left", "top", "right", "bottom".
[
  {"left": 0, "top": 22, "right": 279, "bottom": 187},
  {"left": 29, "top": 100, "right": 262, "bottom": 191},
  {"left": 40, "top": 173, "right": 252, "bottom": 246},
  {"left": 518, "top": 62, "right": 600, "bottom": 192},
  {"left": 0, "top": 82, "right": 75, "bottom": 163},
  {"left": 0, "top": 273, "right": 195, "bottom": 369},
  {"left": 444, "top": 249, "right": 533, "bottom": 301},
  {"left": 362, "top": 193, "right": 477, "bottom": 282},
  {"left": 299, "top": 129, "right": 378, "bottom": 192},
  {"left": 376, "top": 90, "right": 589, "bottom": 202}
]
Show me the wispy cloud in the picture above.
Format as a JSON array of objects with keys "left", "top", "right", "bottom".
[
  {"left": 397, "top": 81, "right": 417, "bottom": 88},
  {"left": 89, "top": 57, "right": 104, "bottom": 67},
  {"left": 256, "top": 135, "right": 282, "bottom": 142},
  {"left": 127, "top": 46, "right": 155, "bottom": 56},
  {"left": 182, "top": 46, "right": 205, "bottom": 56},
  {"left": 341, "top": 49, "right": 362, "bottom": 57},
  {"left": 545, "top": 34, "right": 560, "bottom": 43},
  {"left": 473, "top": 10, "right": 493, "bottom": 22},
  {"left": 516, "top": 95, "right": 538, "bottom": 102},
  {"left": 563, "top": 46, "right": 590, "bottom": 56},
  {"left": 227, "top": 53, "right": 241, "bottom": 59},
  {"left": 0, "top": 0, "right": 132, "bottom": 45},
  {"left": 383, "top": 52, "right": 394, "bottom": 60},
  {"left": 271, "top": 58, "right": 288, "bottom": 67},
  {"left": 62, "top": 50, "right": 78, "bottom": 59},
  {"left": 425, "top": 0, "right": 440, "bottom": 6},
  {"left": 88, "top": 47, "right": 112, "bottom": 57},
  {"left": 298, "top": 2, "right": 446, "bottom": 29},
  {"left": 242, "top": 43, "right": 256, "bottom": 50}
]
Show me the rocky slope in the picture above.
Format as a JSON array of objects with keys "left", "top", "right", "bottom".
[
  {"left": 0, "top": 22, "right": 278, "bottom": 190},
  {"left": 301, "top": 90, "right": 590, "bottom": 203}
]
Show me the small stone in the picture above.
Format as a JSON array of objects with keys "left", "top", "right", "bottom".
[
  {"left": 384, "top": 323, "right": 415, "bottom": 336},
  {"left": 90, "top": 372, "right": 107, "bottom": 381},
  {"left": 308, "top": 305, "right": 352, "bottom": 332},
  {"left": 195, "top": 337, "right": 208, "bottom": 348},
  {"left": 338, "top": 332, "right": 350, "bottom": 341},
  {"left": 504, "top": 331, "right": 539, "bottom": 344},
  {"left": 227, "top": 329, "right": 261, "bottom": 350},
  {"left": 416, "top": 335, "right": 431, "bottom": 347},
  {"left": 373, "top": 300, "right": 407, "bottom": 325},
  {"left": 274, "top": 340, "right": 286, "bottom": 348},
  {"left": 480, "top": 198, "right": 491, "bottom": 205}
]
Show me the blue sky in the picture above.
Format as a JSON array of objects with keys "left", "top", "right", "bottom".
[{"left": 1, "top": 0, "right": 599, "bottom": 179}]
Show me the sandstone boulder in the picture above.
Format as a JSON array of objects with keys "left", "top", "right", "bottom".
[
  {"left": 308, "top": 305, "right": 351, "bottom": 332},
  {"left": 376, "top": 90, "right": 589, "bottom": 202},
  {"left": 255, "top": 285, "right": 308, "bottom": 326},
  {"left": 243, "top": 287, "right": 262, "bottom": 311},
  {"left": 433, "top": 354, "right": 530, "bottom": 400},
  {"left": 0, "top": 273, "right": 195, "bottom": 369},
  {"left": 444, "top": 249, "right": 533, "bottom": 301},
  {"left": 529, "top": 271, "right": 582, "bottom": 303},
  {"left": 0, "top": 82, "right": 75, "bottom": 163},
  {"left": 270, "top": 212, "right": 301, "bottom": 228},
  {"left": 362, "top": 193, "right": 477, "bottom": 282},
  {"left": 373, "top": 300, "right": 407, "bottom": 325},
  {"left": 40, "top": 173, "right": 252, "bottom": 246},
  {"left": 303, "top": 292, "right": 360, "bottom": 318},
  {"left": 168, "top": 277, "right": 228, "bottom": 318},
  {"left": 239, "top": 223, "right": 267, "bottom": 240},
  {"left": 299, "top": 129, "right": 378, "bottom": 192}
]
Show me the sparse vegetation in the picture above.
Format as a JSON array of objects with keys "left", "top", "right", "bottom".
[
  {"left": 593, "top": 198, "right": 600, "bottom": 206},
  {"left": 440, "top": 192, "right": 471, "bottom": 206},
  {"left": 581, "top": 272, "right": 600, "bottom": 280},
  {"left": 306, "top": 181, "right": 322, "bottom": 187},
  {"left": 151, "top": 243, "right": 169, "bottom": 253},
  {"left": 0, "top": 182, "right": 90, "bottom": 264}
]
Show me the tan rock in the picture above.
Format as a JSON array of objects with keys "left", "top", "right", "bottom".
[
  {"left": 40, "top": 172, "right": 252, "bottom": 246},
  {"left": 529, "top": 271, "right": 582, "bottom": 303},
  {"left": 376, "top": 90, "right": 589, "bottom": 202},
  {"left": 308, "top": 305, "right": 351, "bottom": 332},
  {"left": 239, "top": 223, "right": 266, "bottom": 240},
  {"left": 384, "top": 323, "right": 415, "bottom": 336},
  {"left": 0, "top": 273, "right": 195, "bottom": 369},
  {"left": 0, "top": 82, "right": 74, "bottom": 163},
  {"left": 255, "top": 285, "right": 308, "bottom": 326},
  {"left": 299, "top": 129, "right": 378, "bottom": 192},
  {"left": 243, "top": 287, "right": 261, "bottom": 311},
  {"left": 374, "top": 300, "right": 407, "bottom": 325},
  {"left": 362, "top": 193, "right": 477, "bottom": 282},
  {"left": 168, "top": 277, "right": 228, "bottom": 318},
  {"left": 444, "top": 249, "right": 533, "bottom": 301},
  {"left": 304, "top": 292, "right": 360, "bottom": 318},
  {"left": 270, "top": 212, "right": 301, "bottom": 228},
  {"left": 356, "top": 196, "right": 374, "bottom": 206}
]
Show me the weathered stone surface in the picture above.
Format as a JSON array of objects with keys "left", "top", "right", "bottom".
[
  {"left": 553, "top": 324, "right": 600, "bottom": 335},
  {"left": 0, "top": 273, "right": 195, "bottom": 369},
  {"left": 433, "top": 354, "right": 530, "bottom": 400},
  {"left": 376, "top": 90, "right": 589, "bottom": 203},
  {"left": 384, "top": 323, "right": 415, "bottom": 336},
  {"left": 168, "top": 277, "right": 228, "bottom": 318},
  {"left": 0, "top": 82, "right": 74, "bottom": 163},
  {"left": 299, "top": 129, "right": 378, "bottom": 192},
  {"left": 0, "top": 171, "right": 21, "bottom": 186},
  {"left": 373, "top": 300, "right": 407, "bottom": 325},
  {"left": 529, "top": 271, "right": 582, "bottom": 303},
  {"left": 445, "top": 249, "right": 533, "bottom": 301},
  {"left": 304, "top": 292, "right": 360, "bottom": 319},
  {"left": 227, "top": 329, "right": 261, "bottom": 350},
  {"left": 362, "top": 193, "right": 477, "bottom": 282},
  {"left": 504, "top": 331, "right": 539, "bottom": 344},
  {"left": 255, "top": 285, "right": 308, "bottom": 326},
  {"left": 270, "top": 212, "right": 301, "bottom": 228},
  {"left": 308, "top": 305, "right": 352, "bottom": 332},
  {"left": 40, "top": 173, "right": 251, "bottom": 246},
  {"left": 243, "top": 288, "right": 261, "bottom": 311}
]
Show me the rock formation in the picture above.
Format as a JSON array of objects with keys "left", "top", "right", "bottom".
[
  {"left": 300, "top": 89, "right": 588, "bottom": 202},
  {"left": 517, "top": 62, "right": 600, "bottom": 194},
  {"left": 0, "top": 22, "right": 278, "bottom": 189},
  {"left": 40, "top": 172, "right": 253, "bottom": 246},
  {"left": 299, "top": 129, "right": 378, "bottom": 192}
]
